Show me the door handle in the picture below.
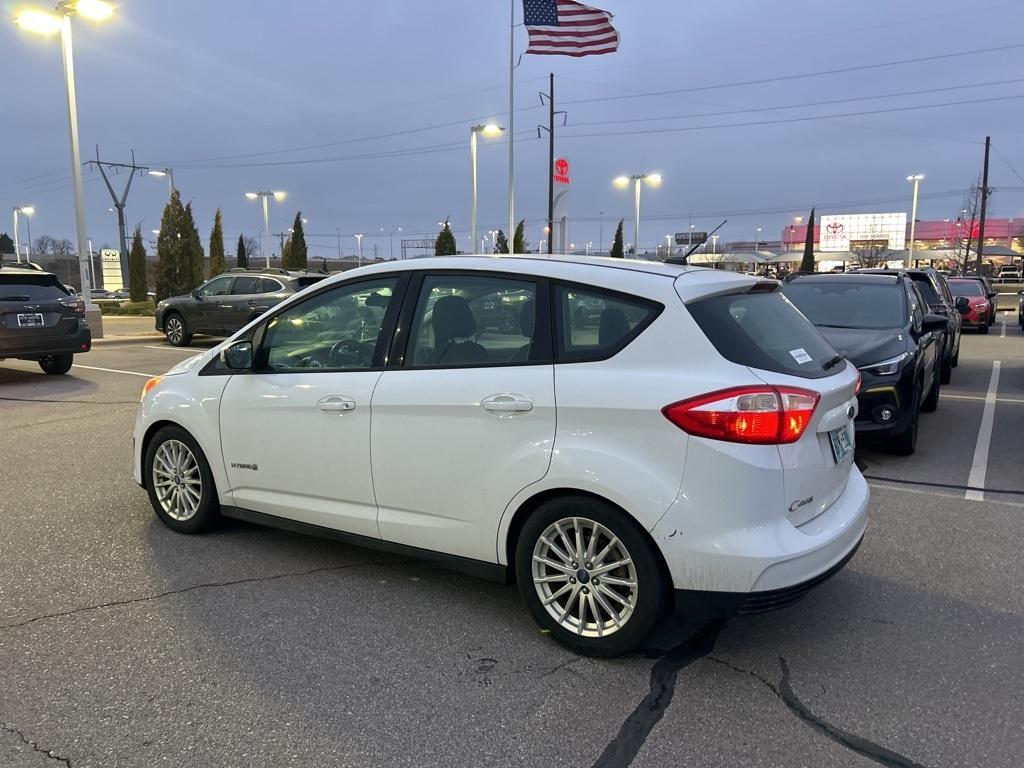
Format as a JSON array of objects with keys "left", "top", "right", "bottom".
[
  {"left": 247, "top": 299, "right": 256, "bottom": 306},
  {"left": 481, "top": 393, "right": 534, "bottom": 414},
  {"left": 219, "top": 304, "right": 233, "bottom": 310},
  {"left": 317, "top": 396, "right": 357, "bottom": 413}
]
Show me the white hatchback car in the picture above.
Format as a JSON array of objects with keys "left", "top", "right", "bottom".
[{"left": 134, "top": 255, "right": 868, "bottom": 656}]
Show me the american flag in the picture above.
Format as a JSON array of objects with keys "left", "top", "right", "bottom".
[{"left": 522, "top": 0, "right": 620, "bottom": 57}]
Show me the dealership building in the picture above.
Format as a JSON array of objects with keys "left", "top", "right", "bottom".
[{"left": 777, "top": 213, "right": 1024, "bottom": 270}]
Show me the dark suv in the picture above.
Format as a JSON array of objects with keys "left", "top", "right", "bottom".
[
  {"left": 855, "top": 267, "right": 961, "bottom": 384},
  {"left": 155, "top": 269, "right": 328, "bottom": 346},
  {"left": 0, "top": 265, "right": 91, "bottom": 374},
  {"left": 782, "top": 272, "right": 947, "bottom": 455}
]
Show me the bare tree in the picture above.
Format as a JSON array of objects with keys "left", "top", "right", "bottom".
[
  {"left": 242, "top": 236, "right": 259, "bottom": 261},
  {"left": 33, "top": 235, "right": 56, "bottom": 256},
  {"left": 852, "top": 241, "right": 889, "bottom": 268},
  {"left": 952, "top": 181, "right": 982, "bottom": 275},
  {"left": 52, "top": 239, "right": 73, "bottom": 256}
]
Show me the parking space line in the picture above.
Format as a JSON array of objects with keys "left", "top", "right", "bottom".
[
  {"left": 965, "top": 360, "right": 1001, "bottom": 502},
  {"left": 942, "top": 393, "right": 1024, "bottom": 405},
  {"left": 1001, "top": 322, "right": 1006, "bottom": 338},
  {"left": 72, "top": 363, "right": 154, "bottom": 379},
  {"left": 143, "top": 345, "right": 193, "bottom": 352}
]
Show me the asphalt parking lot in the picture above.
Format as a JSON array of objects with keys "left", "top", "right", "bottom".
[{"left": 2, "top": 317, "right": 1022, "bottom": 768}]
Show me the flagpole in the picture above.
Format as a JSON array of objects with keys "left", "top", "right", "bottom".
[{"left": 507, "top": 0, "right": 516, "bottom": 254}]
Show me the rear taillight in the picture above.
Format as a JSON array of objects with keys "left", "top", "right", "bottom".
[
  {"left": 662, "top": 385, "right": 820, "bottom": 445},
  {"left": 854, "top": 372, "right": 862, "bottom": 396},
  {"left": 62, "top": 298, "right": 86, "bottom": 314}
]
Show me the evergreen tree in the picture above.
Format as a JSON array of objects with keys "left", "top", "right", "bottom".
[
  {"left": 610, "top": 219, "right": 625, "bottom": 258},
  {"left": 283, "top": 211, "right": 308, "bottom": 268},
  {"left": 281, "top": 236, "right": 292, "bottom": 266},
  {"left": 155, "top": 190, "right": 194, "bottom": 300},
  {"left": 184, "top": 202, "right": 204, "bottom": 287},
  {"left": 512, "top": 219, "right": 526, "bottom": 254},
  {"left": 435, "top": 219, "right": 457, "bottom": 256},
  {"left": 799, "top": 207, "right": 816, "bottom": 274},
  {"left": 236, "top": 234, "right": 248, "bottom": 268},
  {"left": 494, "top": 229, "right": 509, "bottom": 254},
  {"left": 208, "top": 209, "right": 226, "bottom": 276},
  {"left": 128, "top": 226, "right": 148, "bottom": 302},
  {"left": 0, "top": 232, "right": 13, "bottom": 256}
]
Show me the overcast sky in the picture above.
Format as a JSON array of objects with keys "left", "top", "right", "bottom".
[{"left": 2, "top": 0, "right": 1024, "bottom": 258}]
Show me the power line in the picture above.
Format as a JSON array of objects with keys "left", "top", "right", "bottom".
[
  {"left": 561, "top": 42, "right": 1024, "bottom": 107},
  {"left": 991, "top": 142, "right": 1024, "bottom": 185}
]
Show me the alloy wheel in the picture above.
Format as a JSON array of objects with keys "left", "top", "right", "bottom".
[
  {"left": 152, "top": 439, "right": 203, "bottom": 521},
  {"left": 531, "top": 516, "right": 638, "bottom": 638},
  {"left": 166, "top": 316, "right": 183, "bottom": 344}
]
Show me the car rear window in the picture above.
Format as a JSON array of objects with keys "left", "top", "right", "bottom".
[
  {"left": 295, "top": 276, "right": 326, "bottom": 288},
  {"left": 0, "top": 274, "right": 70, "bottom": 301},
  {"left": 782, "top": 280, "right": 906, "bottom": 330},
  {"left": 688, "top": 290, "right": 841, "bottom": 379},
  {"left": 948, "top": 280, "right": 983, "bottom": 297},
  {"left": 910, "top": 276, "right": 941, "bottom": 304}
]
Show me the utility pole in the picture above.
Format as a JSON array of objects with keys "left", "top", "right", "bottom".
[
  {"left": 274, "top": 231, "right": 288, "bottom": 262},
  {"left": 335, "top": 227, "right": 342, "bottom": 260},
  {"left": 85, "top": 147, "right": 147, "bottom": 290},
  {"left": 538, "top": 73, "right": 566, "bottom": 255},
  {"left": 975, "top": 136, "right": 991, "bottom": 275},
  {"left": 599, "top": 211, "right": 604, "bottom": 255}
]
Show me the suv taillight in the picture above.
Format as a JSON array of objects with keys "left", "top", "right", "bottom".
[
  {"left": 662, "top": 386, "right": 820, "bottom": 445},
  {"left": 61, "top": 298, "right": 86, "bottom": 314}
]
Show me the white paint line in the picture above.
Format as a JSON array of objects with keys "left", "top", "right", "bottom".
[
  {"left": 72, "top": 363, "right": 153, "bottom": 379},
  {"left": 1000, "top": 322, "right": 1006, "bottom": 338},
  {"left": 869, "top": 481, "right": 1024, "bottom": 509},
  {"left": 965, "top": 360, "right": 1001, "bottom": 502},
  {"left": 143, "top": 345, "right": 195, "bottom": 353},
  {"left": 941, "top": 393, "right": 1024, "bottom": 405}
]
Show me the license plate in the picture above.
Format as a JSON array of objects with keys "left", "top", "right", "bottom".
[
  {"left": 829, "top": 424, "right": 854, "bottom": 464},
  {"left": 17, "top": 313, "right": 44, "bottom": 328}
]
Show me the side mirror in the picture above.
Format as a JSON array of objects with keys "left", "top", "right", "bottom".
[
  {"left": 954, "top": 296, "right": 970, "bottom": 311},
  {"left": 922, "top": 313, "right": 948, "bottom": 334},
  {"left": 191, "top": 288, "right": 202, "bottom": 300},
  {"left": 221, "top": 340, "right": 253, "bottom": 370}
]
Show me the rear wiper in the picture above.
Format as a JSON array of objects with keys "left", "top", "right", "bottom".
[
  {"left": 822, "top": 354, "right": 844, "bottom": 370},
  {"left": 0, "top": 295, "right": 31, "bottom": 301}
]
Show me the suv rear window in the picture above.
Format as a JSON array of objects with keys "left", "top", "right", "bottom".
[
  {"left": 688, "top": 290, "right": 841, "bottom": 379},
  {"left": 295, "top": 276, "right": 326, "bottom": 288},
  {"left": 0, "top": 274, "right": 70, "bottom": 301}
]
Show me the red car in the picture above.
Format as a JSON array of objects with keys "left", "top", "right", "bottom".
[{"left": 948, "top": 278, "right": 992, "bottom": 334}]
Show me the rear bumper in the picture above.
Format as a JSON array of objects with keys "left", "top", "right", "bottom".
[{"left": 0, "top": 325, "right": 91, "bottom": 359}]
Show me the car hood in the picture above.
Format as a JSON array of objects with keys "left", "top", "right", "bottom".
[{"left": 817, "top": 326, "right": 908, "bottom": 368}]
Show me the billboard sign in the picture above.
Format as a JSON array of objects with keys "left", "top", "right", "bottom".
[
  {"left": 675, "top": 231, "right": 708, "bottom": 245},
  {"left": 100, "top": 248, "right": 123, "bottom": 291},
  {"left": 553, "top": 157, "right": 570, "bottom": 185},
  {"left": 819, "top": 213, "right": 907, "bottom": 252}
]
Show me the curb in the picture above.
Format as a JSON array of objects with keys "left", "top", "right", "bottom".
[{"left": 92, "top": 334, "right": 165, "bottom": 346}]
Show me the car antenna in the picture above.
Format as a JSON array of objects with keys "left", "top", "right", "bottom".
[{"left": 665, "top": 219, "right": 727, "bottom": 265}]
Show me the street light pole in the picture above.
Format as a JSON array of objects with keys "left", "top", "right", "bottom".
[
  {"left": 614, "top": 173, "right": 662, "bottom": 259},
  {"left": 261, "top": 195, "right": 270, "bottom": 267},
  {"left": 470, "top": 123, "right": 504, "bottom": 255},
  {"left": 907, "top": 174, "right": 924, "bottom": 263},
  {"left": 355, "top": 233, "right": 363, "bottom": 266},
  {"left": 12, "top": 209, "right": 21, "bottom": 264}
]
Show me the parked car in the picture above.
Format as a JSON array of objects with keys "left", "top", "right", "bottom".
[
  {"left": 134, "top": 255, "right": 868, "bottom": 656},
  {"left": 782, "top": 273, "right": 946, "bottom": 455},
  {"left": 856, "top": 267, "right": 961, "bottom": 384},
  {"left": 947, "top": 278, "right": 993, "bottom": 334},
  {"left": 0, "top": 264, "right": 91, "bottom": 374},
  {"left": 951, "top": 275, "right": 997, "bottom": 325},
  {"left": 997, "top": 265, "right": 1021, "bottom": 281},
  {"left": 154, "top": 268, "right": 328, "bottom": 346},
  {"left": 90, "top": 288, "right": 112, "bottom": 299}
]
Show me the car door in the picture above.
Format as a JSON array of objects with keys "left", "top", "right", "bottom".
[
  {"left": 218, "top": 274, "right": 405, "bottom": 537},
  {"left": 370, "top": 270, "right": 555, "bottom": 562},
  {"left": 193, "top": 275, "right": 234, "bottom": 333},
  {"left": 222, "top": 275, "right": 261, "bottom": 332},
  {"left": 908, "top": 283, "right": 937, "bottom": 383}
]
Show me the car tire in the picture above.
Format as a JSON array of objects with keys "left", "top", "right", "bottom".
[
  {"left": 38, "top": 353, "right": 74, "bottom": 375},
  {"left": 891, "top": 383, "right": 920, "bottom": 456},
  {"left": 515, "top": 496, "right": 667, "bottom": 657},
  {"left": 951, "top": 341, "right": 960, "bottom": 368},
  {"left": 144, "top": 425, "right": 219, "bottom": 534},
  {"left": 921, "top": 366, "right": 940, "bottom": 413},
  {"left": 939, "top": 348, "right": 952, "bottom": 385},
  {"left": 164, "top": 312, "right": 192, "bottom": 347},
  {"left": 979, "top": 323, "right": 989, "bottom": 335}
]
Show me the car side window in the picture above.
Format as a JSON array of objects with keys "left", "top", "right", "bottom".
[
  {"left": 907, "top": 284, "right": 924, "bottom": 332},
  {"left": 257, "top": 278, "right": 284, "bottom": 294},
  {"left": 554, "top": 284, "right": 660, "bottom": 362},
  {"left": 230, "top": 276, "right": 259, "bottom": 295},
  {"left": 198, "top": 276, "right": 233, "bottom": 297},
  {"left": 259, "top": 277, "right": 398, "bottom": 371},
  {"left": 406, "top": 274, "right": 539, "bottom": 368}
]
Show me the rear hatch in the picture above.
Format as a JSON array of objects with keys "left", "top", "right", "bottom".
[
  {"left": 0, "top": 273, "right": 80, "bottom": 345},
  {"left": 684, "top": 282, "right": 859, "bottom": 526}
]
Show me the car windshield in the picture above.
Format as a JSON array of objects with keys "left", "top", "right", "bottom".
[
  {"left": 782, "top": 280, "right": 905, "bottom": 330},
  {"left": 948, "top": 281, "right": 984, "bottom": 297},
  {"left": 0, "top": 274, "right": 70, "bottom": 301}
]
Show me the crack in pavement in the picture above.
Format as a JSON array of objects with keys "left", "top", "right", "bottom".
[
  {"left": 706, "top": 656, "right": 931, "bottom": 768},
  {"left": 2, "top": 722, "right": 72, "bottom": 766},
  {"left": 0, "top": 561, "right": 394, "bottom": 631},
  {"left": 591, "top": 619, "right": 727, "bottom": 768}
]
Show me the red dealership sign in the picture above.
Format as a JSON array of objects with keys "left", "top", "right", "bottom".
[{"left": 553, "top": 157, "right": 570, "bottom": 185}]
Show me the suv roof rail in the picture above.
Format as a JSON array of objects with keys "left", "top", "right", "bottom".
[{"left": 227, "top": 267, "right": 290, "bottom": 275}]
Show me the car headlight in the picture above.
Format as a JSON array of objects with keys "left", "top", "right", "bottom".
[
  {"left": 859, "top": 352, "right": 908, "bottom": 377},
  {"left": 157, "top": 300, "right": 168, "bottom": 309}
]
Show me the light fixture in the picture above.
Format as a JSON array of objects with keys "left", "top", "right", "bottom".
[
  {"left": 15, "top": 9, "right": 61, "bottom": 35},
  {"left": 74, "top": 0, "right": 115, "bottom": 22},
  {"left": 613, "top": 176, "right": 630, "bottom": 189}
]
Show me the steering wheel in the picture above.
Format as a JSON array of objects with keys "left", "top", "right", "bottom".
[{"left": 328, "top": 339, "right": 372, "bottom": 368}]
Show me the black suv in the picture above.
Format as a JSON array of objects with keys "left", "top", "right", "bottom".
[
  {"left": 155, "top": 269, "right": 328, "bottom": 346},
  {"left": 0, "top": 265, "right": 91, "bottom": 374},
  {"left": 782, "top": 273, "right": 947, "bottom": 455},
  {"left": 855, "top": 267, "right": 961, "bottom": 384}
]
